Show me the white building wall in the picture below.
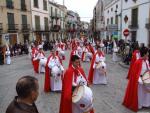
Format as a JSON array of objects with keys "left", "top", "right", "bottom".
[
  {"left": 138, "top": 4, "right": 149, "bottom": 45},
  {"left": 104, "top": 0, "right": 121, "bottom": 39},
  {"left": 31, "top": 0, "right": 49, "bottom": 40},
  {"left": 122, "top": 0, "right": 150, "bottom": 46},
  {"left": 121, "top": 9, "right": 131, "bottom": 40}
]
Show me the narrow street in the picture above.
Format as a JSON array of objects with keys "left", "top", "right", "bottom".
[{"left": 1, "top": 50, "right": 148, "bottom": 113}]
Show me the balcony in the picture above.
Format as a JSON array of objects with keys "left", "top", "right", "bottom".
[
  {"left": 33, "top": 25, "right": 50, "bottom": 32},
  {"left": 6, "top": 0, "right": 14, "bottom": 9},
  {"left": 50, "top": 25, "right": 61, "bottom": 32},
  {"left": 0, "top": 23, "right": 3, "bottom": 31},
  {"left": 106, "top": 24, "right": 118, "bottom": 31},
  {"left": 21, "top": 4, "right": 27, "bottom": 11},
  {"left": 145, "top": 18, "right": 150, "bottom": 29},
  {"left": 7, "top": 24, "right": 18, "bottom": 31},
  {"left": 128, "top": 21, "right": 139, "bottom": 30},
  {"left": 34, "top": 25, "right": 41, "bottom": 31},
  {"left": 22, "top": 24, "right": 30, "bottom": 31}
]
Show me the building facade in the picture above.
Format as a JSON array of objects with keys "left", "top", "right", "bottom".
[
  {"left": 66, "top": 10, "right": 80, "bottom": 39},
  {"left": 104, "top": 0, "right": 121, "bottom": 40},
  {"left": 31, "top": 0, "right": 49, "bottom": 42},
  {"left": 81, "top": 21, "right": 89, "bottom": 36},
  {"left": 93, "top": 0, "right": 113, "bottom": 39},
  {"left": 49, "top": 1, "right": 67, "bottom": 41},
  {"left": 122, "top": 0, "right": 150, "bottom": 46},
  {"left": 0, "top": 0, "right": 32, "bottom": 46}
]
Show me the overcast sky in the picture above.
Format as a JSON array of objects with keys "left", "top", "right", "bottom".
[{"left": 53, "top": 0, "right": 98, "bottom": 22}]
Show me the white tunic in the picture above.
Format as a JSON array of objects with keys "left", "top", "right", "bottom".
[
  {"left": 112, "top": 47, "right": 119, "bottom": 62},
  {"left": 48, "top": 56, "right": 64, "bottom": 91},
  {"left": 5, "top": 50, "right": 11, "bottom": 65},
  {"left": 93, "top": 54, "right": 107, "bottom": 85},
  {"left": 138, "top": 60, "right": 150, "bottom": 109},
  {"left": 82, "top": 47, "right": 92, "bottom": 62},
  {"left": 34, "top": 52, "right": 46, "bottom": 73},
  {"left": 77, "top": 46, "right": 83, "bottom": 58},
  {"left": 73, "top": 50, "right": 81, "bottom": 58},
  {"left": 136, "top": 52, "right": 140, "bottom": 60},
  {"left": 72, "top": 66, "right": 87, "bottom": 113}
]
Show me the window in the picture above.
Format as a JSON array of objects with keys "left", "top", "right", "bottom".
[
  {"left": 35, "top": 15, "right": 40, "bottom": 30},
  {"left": 116, "top": 5, "right": 118, "bottom": 9},
  {"left": 107, "top": 18, "right": 109, "bottom": 24},
  {"left": 107, "top": 10, "right": 109, "bottom": 13},
  {"left": 111, "top": 17, "right": 113, "bottom": 24},
  {"left": 21, "top": 0, "right": 26, "bottom": 11},
  {"left": 133, "top": 0, "right": 137, "bottom": 3},
  {"left": 115, "top": 15, "right": 118, "bottom": 24},
  {"left": 7, "top": 13, "right": 15, "bottom": 29},
  {"left": 132, "top": 8, "right": 138, "bottom": 26},
  {"left": 55, "top": 8, "right": 57, "bottom": 17},
  {"left": 22, "top": 15, "right": 27, "bottom": 24},
  {"left": 44, "top": 17, "right": 48, "bottom": 30},
  {"left": 0, "top": 35, "right": 2, "bottom": 45},
  {"left": 0, "top": 23, "right": 2, "bottom": 30},
  {"left": 6, "top": 0, "right": 14, "bottom": 9},
  {"left": 131, "top": 31, "right": 137, "bottom": 42},
  {"left": 34, "top": 0, "right": 38, "bottom": 8},
  {"left": 51, "top": 7, "right": 53, "bottom": 16},
  {"left": 111, "top": 8, "right": 113, "bottom": 12},
  {"left": 43, "top": 0, "right": 47, "bottom": 10}
]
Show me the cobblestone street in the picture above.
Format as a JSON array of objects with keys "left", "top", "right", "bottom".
[{"left": 0, "top": 50, "right": 149, "bottom": 113}]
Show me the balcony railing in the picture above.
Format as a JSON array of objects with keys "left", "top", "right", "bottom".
[
  {"left": 7, "top": 24, "right": 18, "bottom": 31},
  {"left": 128, "top": 21, "right": 139, "bottom": 29},
  {"left": 6, "top": 0, "right": 14, "bottom": 9},
  {"left": 50, "top": 25, "right": 61, "bottom": 32},
  {"left": 145, "top": 18, "right": 150, "bottom": 29},
  {"left": 106, "top": 24, "right": 118, "bottom": 31},
  {"left": 34, "top": 25, "right": 41, "bottom": 31},
  {"left": 34, "top": 25, "right": 50, "bottom": 31},
  {"left": 0, "top": 23, "right": 3, "bottom": 30},
  {"left": 21, "top": 4, "right": 27, "bottom": 11},
  {"left": 22, "top": 24, "right": 30, "bottom": 31}
]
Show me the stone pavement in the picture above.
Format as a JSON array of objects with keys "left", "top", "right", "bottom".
[{"left": 0, "top": 50, "right": 149, "bottom": 113}]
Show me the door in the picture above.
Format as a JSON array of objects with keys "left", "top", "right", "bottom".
[
  {"left": 0, "top": 35, "right": 2, "bottom": 46},
  {"left": 9, "top": 34, "right": 17, "bottom": 45},
  {"left": 23, "top": 34, "right": 29, "bottom": 43},
  {"left": 35, "top": 33, "right": 42, "bottom": 43}
]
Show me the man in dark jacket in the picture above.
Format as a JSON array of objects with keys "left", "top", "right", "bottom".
[
  {"left": 6, "top": 76, "right": 39, "bottom": 113},
  {"left": 0, "top": 46, "right": 4, "bottom": 65}
]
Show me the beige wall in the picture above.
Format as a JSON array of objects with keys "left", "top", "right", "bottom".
[{"left": 0, "top": 0, "right": 32, "bottom": 45}]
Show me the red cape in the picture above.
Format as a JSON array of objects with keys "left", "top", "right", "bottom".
[
  {"left": 72, "top": 40, "right": 76, "bottom": 50},
  {"left": 89, "top": 45, "right": 95, "bottom": 55},
  {"left": 81, "top": 46, "right": 94, "bottom": 61},
  {"left": 127, "top": 50, "right": 140, "bottom": 79},
  {"left": 88, "top": 51, "right": 104, "bottom": 84},
  {"left": 123, "top": 58, "right": 143, "bottom": 112},
  {"left": 81, "top": 51, "right": 85, "bottom": 61},
  {"left": 34, "top": 51, "right": 45, "bottom": 73},
  {"left": 59, "top": 66, "right": 94, "bottom": 113},
  {"left": 44, "top": 55, "right": 62, "bottom": 92},
  {"left": 68, "top": 49, "right": 77, "bottom": 67},
  {"left": 31, "top": 47, "right": 39, "bottom": 73}
]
